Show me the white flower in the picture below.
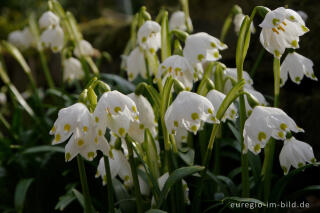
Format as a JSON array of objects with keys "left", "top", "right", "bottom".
[
  {"left": 8, "top": 27, "right": 34, "bottom": 50},
  {"left": 63, "top": 57, "right": 84, "bottom": 82},
  {"left": 243, "top": 106, "right": 304, "bottom": 154},
  {"left": 183, "top": 32, "right": 227, "bottom": 65},
  {"left": 126, "top": 47, "right": 147, "bottom": 81},
  {"left": 165, "top": 91, "right": 219, "bottom": 135},
  {"left": 0, "top": 92, "right": 6, "bottom": 105},
  {"left": 137, "top": 21, "right": 161, "bottom": 53},
  {"left": 206, "top": 89, "right": 237, "bottom": 122},
  {"left": 94, "top": 90, "right": 139, "bottom": 138},
  {"left": 127, "top": 93, "right": 157, "bottom": 142},
  {"left": 169, "top": 11, "right": 192, "bottom": 32},
  {"left": 50, "top": 103, "right": 109, "bottom": 162},
  {"left": 233, "top": 13, "right": 255, "bottom": 34},
  {"left": 39, "top": 11, "right": 60, "bottom": 29},
  {"left": 74, "top": 40, "right": 95, "bottom": 57},
  {"left": 280, "top": 52, "right": 317, "bottom": 86},
  {"left": 96, "top": 149, "right": 133, "bottom": 187},
  {"left": 157, "top": 55, "right": 194, "bottom": 90},
  {"left": 259, "top": 7, "right": 309, "bottom": 58},
  {"left": 279, "top": 137, "right": 316, "bottom": 175},
  {"left": 40, "top": 25, "right": 64, "bottom": 52}
]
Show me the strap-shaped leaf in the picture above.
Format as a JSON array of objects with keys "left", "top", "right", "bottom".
[{"left": 14, "top": 178, "right": 34, "bottom": 213}]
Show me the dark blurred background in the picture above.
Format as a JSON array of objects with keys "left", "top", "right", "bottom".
[{"left": 0, "top": 0, "right": 319, "bottom": 212}]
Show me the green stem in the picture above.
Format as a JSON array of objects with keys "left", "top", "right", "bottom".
[
  {"left": 77, "top": 156, "right": 93, "bottom": 213},
  {"left": 250, "top": 48, "right": 265, "bottom": 78},
  {"left": 125, "top": 138, "right": 143, "bottom": 213},
  {"left": 39, "top": 50, "right": 55, "bottom": 89},
  {"left": 104, "top": 156, "right": 115, "bottom": 213},
  {"left": 261, "top": 57, "right": 280, "bottom": 201}
]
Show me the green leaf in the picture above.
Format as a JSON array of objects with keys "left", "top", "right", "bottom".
[
  {"left": 14, "top": 178, "right": 34, "bottom": 213},
  {"left": 146, "top": 209, "right": 167, "bottom": 213},
  {"left": 178, "top": 148, "right": 194, "bottom": 166},
  {"left": 72, "top": 189, "right": 84, "bottom": 208},
  {"left": 113, "top": 178, "right": 135, "bottom": 212},
  {"left": 156, "top": 166, "right": 204, "bottom": 208},
  {"left": 55, "top": 193, "right": 76, "bottom": 211},
  {"left": 23, "top": 145, "right": 65, "bottom": 154},
  {"left": 288, "top": 185, "right": 320, "bottom": 200},
  {"left": 222, "top": 196, "right": 266, "bottom": 206},
  {"left": 161, "top": 11, "right": 171, "bottom": 61},
  {"left": 100, "top": 73, "right": 135, "bottom": 93},
  {"left": 144, "top": 129, "right": 160, "bottom": 178}
]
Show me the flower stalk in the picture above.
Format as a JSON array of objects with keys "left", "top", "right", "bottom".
[{"left": 103, "top": 156, "right": 115, "bottom": 213}]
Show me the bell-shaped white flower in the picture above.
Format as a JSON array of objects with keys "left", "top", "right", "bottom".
[
  {"left": 233, "top": 13, "right": 255, "bottom": 34},
  {"left": 169, "top": 11, "right": 192, "bottom": 32},
  {"left": 74, "top": 39, "right": 95, "bottom": 57},
  {"left": 94, "top": 90, "right": 139, "bottom": 138},
  {"left": 137, "top": 21, "right": 161, "bottom": 53},
  {"left": 157, "top": 55, "right": 194, "bottom": 90},
  {"left": 8, "top": 27, "right": 34, "bottom": 50},
  {"left": 50, "top": 103, "right": 109, "bottom": 161},
  {"left": 183, "top": 32, "right": 227, "bottom": 65},
  {"left": 259, "top": 7, "right": 309, "bottom": 58},
  {"left": 243, "top": 106, "right": 303, "bottom": 154},
  {"left": 40, "top": 25, "right": 64, "bottom": 52},
  {"left": 280, "top": 52, "right": 317, "bottom": 86},
  {"left": 0, "top": 92, "right": 6, "bottom": 105},
  {"left": 279, "top": 136, "right": 316, "bottom": 175},
  {"left": 96, "top": 149, "right": 133, "bottom": 187},
  {"left": 39, "top": 11, "right": 60, "bottom": 29},
  {"left": 206, "top": 89, "right": 237, "bottom": 122},
  {"left": 126, "top": 47, "right": 147, "bottom": 81},
  {"left": 165, "top": 91, "right": 219, "bottom": 135},
  {"left": 63, "top": 57, "right": 84, "bottom": 82},
  {"left": 127, "top": 93, "right": 157, "bottom": 142}
]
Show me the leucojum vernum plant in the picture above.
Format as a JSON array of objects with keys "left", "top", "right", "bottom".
[{"left": 1, "top": 0, "right": 319, "bottom": 212}]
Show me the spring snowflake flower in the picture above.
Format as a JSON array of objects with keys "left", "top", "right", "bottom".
[
  {"left": 50, "top": 103, "right": 109, "bottom": 162},
  {"left": 40, "top": 25, "right": 64, "bottom": 52},
  {"left": 137, "top": 21, "right": 161, "bottom": 53},
  {"left": 157, "top": 55, "right": 194, "bottom": 90},
  {"left": 74, "top": 39, "right": 95, "bottom": 57},
  {"left": 165, "top": 91, "right": 219, "bottom": 135},
  {"left": 183, "top": 32, "right": 227, "bottom": 65},
  {"left": 63, "top": 57, "right": 84, "bottom": 82},
  {"left": 233, "top": 13, "right": 255, "bottom": 34},
  {"left": 279, "top": 137, "right": 316, "bottom": 175},
  {"left": 127, "top": 93, "right": 157, "bottom": 142},
  {"left": 280, "top": 52, "right": 317, "bottom": 86},
  {"left": 8, "top": 27, "right": 34, "bottom": 50},
  {"left": 259, "top": 7, "right": 309, "bottom": 58},
  {"left": 206, "top": 89, "right": 238, "bottom": 122},
  {"left": 243, "top": 106, "right": 304, "bottom": 154},
  {"left": 126, "top": 47, "right": 147, "bottom": 81},
  {"left": 39, "top": 11, "right": 60, "bottom": 29},
  {"left": 94, "top": 90, "right": 139, "bottom": 138},
  {"left": 169, "top": 11, "right": 192, "bottom": 32}
]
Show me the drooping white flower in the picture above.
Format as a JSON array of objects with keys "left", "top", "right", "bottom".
[
  {"left": 0, "top": 92, "right": 6, "bottom": 105},
  {"left": 280, "top": 52, "right": 317, "bottom": 86},
  {"left": 233, "top": 13, "right": 255, "bottom": 34},
  {"left": 50, "top": 103, "right": 109, "bottom": 161},
  {"left": 96, "top": 149, "right": 133, "bottom": 187},
  {"left": 126, "top": 47, "right": 147, "bottom": 81},
  {"left": 169, "top": 11, "right": 192, "bottom": 32},
  {"left": 206, "top": 89, "right": 238, "bottom": 122},
  {"left": 279, "top": 137, "right": 316, "bottom": 175},
  {"left": 94, "top": 90, "right": 139, "bottom": 138},
  {"left": 39, "top": 11, "right": 60, "bottom": 29},
  {"left": 243, "top": 106, "right": 304, "bottom": 154},
  {"left": 137, "top": 21, "right": 161, "bottom": 53},
  {"left": 40, "top": 25, "right": 64, "bottom": 52},
  {"left": 127, "top": 93, "right": 157, "bottom": 143},
  {"left": 63, "top": 57, "right": 84, "bottom": 82},
  {"left": 183, "top": 32, "right": 227, "bottom": 65},
  {"left": 74, "top": 39, "right": 95, "bottom": 57},
  {"left": 8, "top": 27, "right": 34, "bottom": 50},
  {"left": 259, "top": 7, "right": 309, "bottom": 58},
  {"left": 157, "top": 55, "right": 194, "bottom": 90},
  {"left": 165, "top": 91, "right": 219, "bottom": 135}
]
